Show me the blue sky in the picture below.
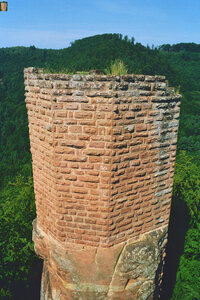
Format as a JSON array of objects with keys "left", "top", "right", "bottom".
[{"left": 0, "top": 0, "right": 199, "bottom": 49}]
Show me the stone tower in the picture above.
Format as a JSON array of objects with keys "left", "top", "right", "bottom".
[{"left": 24, "top": 68, "right": 181, "bottom": 300}]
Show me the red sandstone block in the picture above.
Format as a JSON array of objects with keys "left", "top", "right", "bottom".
[
  {"left": 85, "top": 218, "right": 96, "bottom": 225},
  {"left": 74, "top": 170, "right": 84, "bottom": 175},
  {"left": 88, "top": 170, "right": 99, "bottom": 176},
  {"left": 130, "top": 104, "right": 142, "bottom": 111},
  {"left": 112, "top": 128, "right": 122, "bottom": 136},
  {"left": 115, "top": 216, "right": 124, "bottom": 224},
  {"left": 119, "top": 224, "right": 133, "bottom": 233},
  {"left": 100, "top": 207, "right": 113, "bottom": 213},
  {"left": 120, "top": 207, "right": 132, "bottom": 215},
  {"left": 131, "top": 145, "right": 147, "bottom": 153},
  {"left": 56, "top": 220, "right": 67, "bottom": 227},
  {"left": 135, "top": 170, "right": 146, "bottom": 177},
  {"left": 66, "top": 222, "right": 77, "bottom": 228},
  {"left": 75, "top": 228, "right": 85, "bottom": 234},
  {"left": 99, "top": 128, "right": 108, "bottom": 136},
  {"left": 85, "top": 182, "right": 98, "bottom": 188},
  {"left": 90, "top": 189, "right": 99, "bottom": 196},
  {"left": 96, "top": 231, "right": 110, "bottom": 238},
  {"left": 79, "top": 175, "right": 99, "bottom": 183},
  {"left": 63, "top": 175, "right": 77, "bottom": 181},
  {"left": 64, "top": 155, "right": 86, "bottom": 162},
  {"left": 115, "top": 169, "right": 125, "bottom": 176},
  {"left": 81, "top": 104, "right": 96, "bottom": 111},
  {"left": 87, "top": 206, "right": 99, "bottom": 212},
  {"left": 64, "top": 203, "right": 73, "bottom": 209},
  {"left": 98, "top": 105, "right": 112, "bottom": 112},
  {"left": 78, "top": 135, "right": 90, "bottom": 141},
  {"left": 89, "top": 141, "right": 105, "bottom": 148},
  {"left": 89, "top": 157, "right": 102, "bottom": 163},
  {"left": 55, "top": 111, "right": 68, "bottom": 118},
  {"left": 68, "top": 111, "right": 74, "bottom": 118},
  {"left": 66, "top": 103, "right": 79, "bottom": 110},
  {"left": 74, "top": 204, "right": 85, "bottom": 211},
  {"left": 142, "top": 158, "right": 150, "bottom": 164},
  {"left": 135, "top": 124, "right": 147, "bottom": 132},
  {"left": 80, "top": 120, "right": 96, "bottom": 126},
  {"left": 103, "top": 157, "right": 111, "bottom": 164},
  {"left": 125, "top": 112, "right": 135, "bottom": 119},
  {"left": 96, "top": 219, "right": 109, "bottom": 226},
  {"left": 112, "top": 157, "right": 121, "bottom": 164},
  {"left": 88, "top": 212, "right": 102, "bottom": 218},
  {"left": 77, "top": 212, "right": 87, "bottom": 217},
  {"left": 66, "top": 210, "right": 77, "bottom": 216},
  {"left": 84, "top": 127, "right": 97, "bottom": 134},
  {"left": 75, "top": 112, "right": 93, "bottom": 119},
  {"left": 118, "top": 162, "right": 129, "bottom": 169},
  {"left": 58, "top": 165, "right": 71, "bottom": 173},
  {"left": 57, "top": 232, "right": 66, "bottom": 238},
  {"left": 124, "top": 153, "right": 139, "bottom": 161},
  {"left": 130, "top": 160, "right": 140, "bottom": 167},
  {"left": 136, "top": 111, "right": 147, "bottom": 118},
  {"left": 97, "top": 120, "right": 112, "bottom": 126},
  {"left": 74, "top": 217, "right": 83, "bottom": 223},
  {"left": 81, "top": 163, "right": 94, "bottom": 169},
  {"left": 101, "top": 177, "right": 110, "bottom": 184},
  {"left": 64, "top": 119, "right": 77, "bottom": 125},
  {"left": 73, "top": 190, "right": 85, "bottom": 196},
  {"left": 82, "top": 235, "right": 100, "bottom": 242},
  {"left": 79, "top": 224, "right": 91, "bottom": 230},
  {"left": 67, "top": 233, "right": 82, "bottom": 240},
  {"left": 85, "top": 149, "right": 104, "bottom": 156},
  {"left": 71, "top": 187, "right": 88, "bottom": 194},
  {"left": 91, "top": 135, "right": 109, "bottom": 142},
  {"left": 98, "top": 114, "right": 109, "bottom": 123},
  {"left": 113, "top": 142, "right": 127, "bottom": 149},
  {"left": 69, "top": 126, "right": 82, "bottom": 133}
]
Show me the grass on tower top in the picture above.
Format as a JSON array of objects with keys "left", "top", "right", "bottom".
[{"left": 105, "top": 59, "right": 128, "bottom": 76}]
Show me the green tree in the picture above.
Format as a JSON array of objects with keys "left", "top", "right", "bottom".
[
  {"left": 0, "top": 168, "right": 41, "bottom": 298},
  {"left": 170, "top": 152, "right": 200, "bottom": 299}
]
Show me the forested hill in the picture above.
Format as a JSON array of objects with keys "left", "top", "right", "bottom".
[
  {"left": 1, "top": 34, "right": 200, "bottom": 89},
  {"left": 0, "top": 34, "right": 200, "bottom": 299},
  {"left": 0, "top": 34, "right": 200, "bottom": 175}
]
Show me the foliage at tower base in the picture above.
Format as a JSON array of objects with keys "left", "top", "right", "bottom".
[{"left": 170, "top": 152, "right": 200, "bottom": 300}]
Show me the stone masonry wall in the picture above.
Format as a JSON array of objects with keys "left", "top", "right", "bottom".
[
  {"left": 24, "top": 68, "right": 180, "bottom": 248},
  {"left": 24, "top": 68, "right": 181, "bottom": 299}
]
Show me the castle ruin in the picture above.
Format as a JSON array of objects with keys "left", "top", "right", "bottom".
[{"left": 24, "top": 68, "right": 181, "bottom": 299}]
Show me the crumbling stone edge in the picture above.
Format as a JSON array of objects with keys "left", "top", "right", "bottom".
[{"left": 33, "top": 219, "right": 168, "bottom": 300}]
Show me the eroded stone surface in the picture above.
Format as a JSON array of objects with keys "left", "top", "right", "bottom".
[{"left": 33, "top": 220, "right": 167, "bottom": 300}]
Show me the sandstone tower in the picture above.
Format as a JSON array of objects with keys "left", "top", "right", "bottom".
[{"left": 24, "top": 67, "right": 181, "bottom": 300}]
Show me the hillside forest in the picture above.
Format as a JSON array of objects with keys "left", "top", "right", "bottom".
[{"left": 0, "top": 34, "right": 200, "bottom": 299}]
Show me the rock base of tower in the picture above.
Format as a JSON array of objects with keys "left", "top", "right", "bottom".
[{"left": 33, "top": 219, "right": 167, "bottom": 300}]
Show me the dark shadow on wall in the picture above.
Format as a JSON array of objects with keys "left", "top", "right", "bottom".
[{"left": 154, "top": 196, "right": 190, "bottom": 300}]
